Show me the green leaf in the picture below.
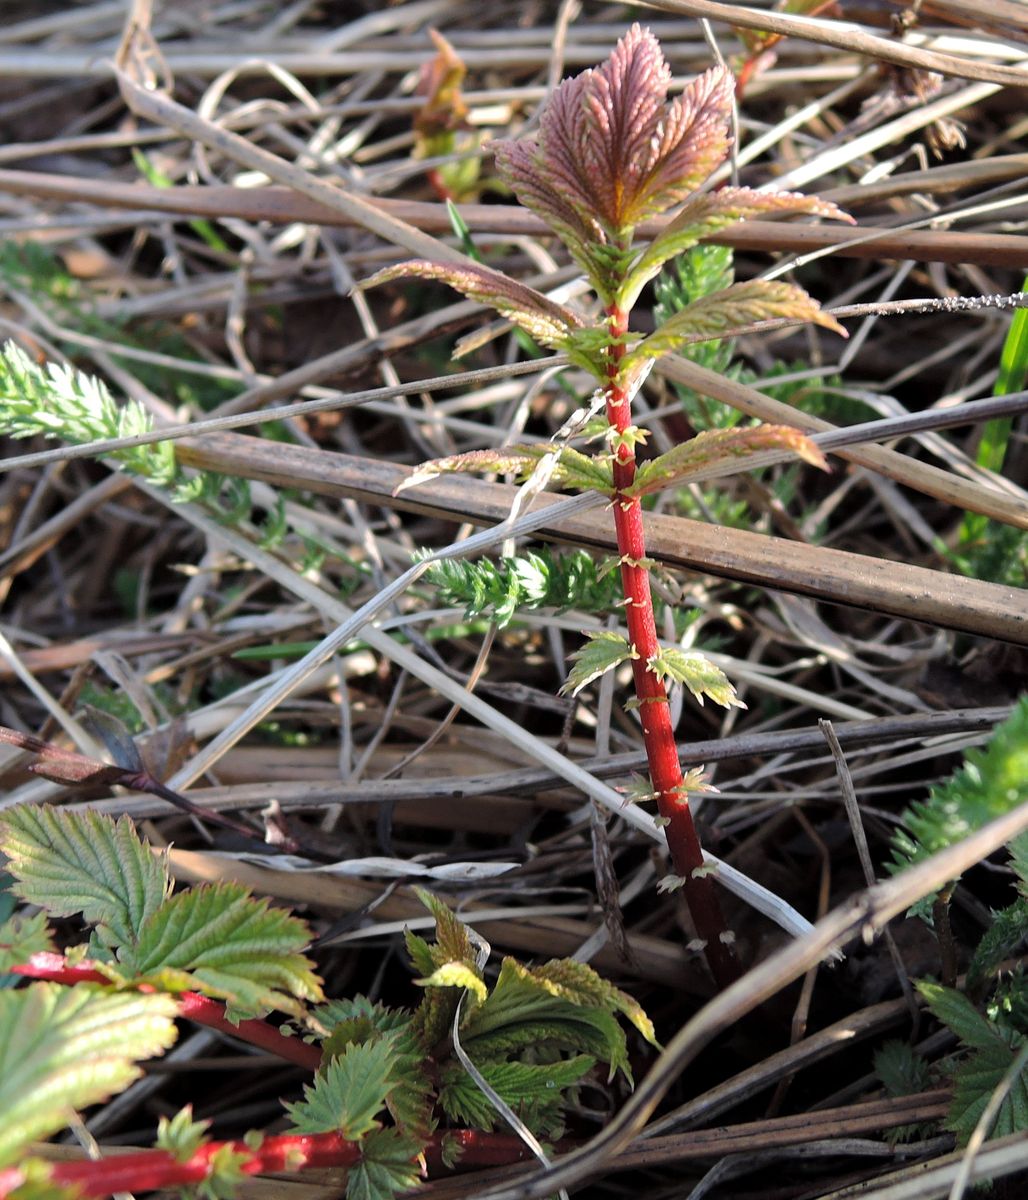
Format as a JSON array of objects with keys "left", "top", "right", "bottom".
[
  {"left": 0, "top": 910, "right": 53, "bottom": 973},
  {"left": 462, "top": 957, "right": 631, "bottom": 1082},
  {"left": 619, "top": 187, "right": 852, "bottom": 309},
  {"left": 531, "top": 958, "right": 660, "bottom": 1048},
  {"left": 119, "top": 881, "right": 323, "bottom": 1021},
  {"left": 156, "top": 1105, "right": 211, "bottom": 1161},
  {"left": 438, "top": 1054, "right": 595, "bottom": 1132},
  {"left": 919, "top": 981, "right": 998, "bottom": 1052},
  {"left": 360, "top": 260, "right": 583, "bottom": 352},
  {"left": 627, "top": 424, "right": 828, "bottom": 499},
  {"left": 399, "top": 443, "right": 613, "bottom": 498},
  {"left": 560, "top": 631, "right": 637, "bottom": 697},
  {"left": 622, "top": 280, "right": 845, "bottom": 371},
  {"left": 0, "top": 983, "right": 178, "bottom": 1167},
  {"left": 968, "top": 900, "right": 1028, "bottom": 995},
  {"left": 346, "top": 1128, "right": 423, "bottom": 1200},
  {"left": 889, "top": 697, "right": 1028, "bottom": 900},
  {"left": 416, "top": 961, "right": 488, "bottom": 1004},
  {"left": 0, "top": 806, "right": 170, "bottom": 952},
  {"left": 414, "top": 887, "right": 477, "bottom": 971},
  {"left": 283, "top": 1038, "right": 396, "bottom": 1138},
  {"left": 948, "top": 1032, "right": 1028, "bottom": 1146},
  {"left": 647, "top": 646, "right": 741, "bottom": 709}
]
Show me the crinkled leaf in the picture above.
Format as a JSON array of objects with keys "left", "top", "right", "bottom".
[
  {"left": 462, "top": 957, "right": 631, "bottom": 1081},
  {"left": 438, "top": 1054, "right": 595, "bottom": 1132},
  {"left": 0, "top": 983, "right": 178, "bottom": 1167},
  {"left": 346, "top": 1128, "right": 424, "bottom": 1200},
  {"left": 416, "top": 961, "right": 488, "bottom": 1004},
  {"left": 0, "top": 805, "right": 170, "bottom": 952},
  {"left": 414, "top": 887, "right": 477, "bottom": 970},
  {"left": 968, "top": 900, "right": 1028, "bottom": 995},
  {"left": 648, "top": 646, "right": 741, "bottom": 709},
  {"left": 361, "top": 259, "right": 582, "bottom": 351},
  {"left": 0, "top": 910, "right": 53, "bottom": 973},
  {"left": 623, "top": 280, "right": 845, "bottom": 370},
  {"left": 628, "top": 424, "right": 827, "bottom": 498},
  {"left": 560, "top": 631, "right": 637, "bottom": 698},
  {"left": 120, "top": 881, "right": 323, "bottom": 1021},
  {"left": 403, "top": 928, "right": 438, "bottom": 979},
  {"left": 531, "top": 958, "right": 659, "bottom": 1047},
  {"left": 283, "top": 1038, "right": 396, "bottom": 1138},
  {"left": 621, "top": 186, "right": 853, "bottom": 308},
  {"left": 496, "top": 27, "right": 731, "bottom": 245}
]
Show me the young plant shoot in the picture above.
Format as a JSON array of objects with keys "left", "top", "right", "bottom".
[{"left": 364, "top": 26, "right": 851, "bottom": 986}]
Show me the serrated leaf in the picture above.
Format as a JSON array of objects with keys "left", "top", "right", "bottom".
[
  {"left": 283, "top": 1038, "right": 396, "bottom": 1138},
  {"left": 397, "top": 443, "right": 613, "bottom": 498},
  {"left": 438, "top": 1054, "right": 594, "bottom": 1131},
  {"left": 948, "top": 1033, "right": 1028, "bottom": 1145},
  {"left": 919, "top": 981, "right": 998, "bottom": 1051},
  {"left": 560, "top": 631, "right": 637, "bottom": 698},
  {"left": 416, "top": 961, "right": 488, "bottom": 1004},
  {"left": 119, "top": 881, "right": 323, "bottom": 1021},
  {"left": 462, "top": 957, "right": 631, "bottom": 1081},
  {"left": 495, "top": 27, "right": 732, "bottom": 250},
  {"left": 531, "top": 958, "right": 660, "bottom": 1047},
  {"left": 0, "top": 910, "right": 53, "bottom": 973},
  {"left": 403, "top": 928, "right": 438, "bottom": 978},
  {"left": 0, "top": 983, "right": 178, "bottom": 1167},
  {"left": 621, "top": 186, "right": 853, "bottom": 308},
  {"left": 628, "top": 424, "right": 828, "bottom": 499},
  {"left": 361, "top": 259, "right": 582, "bottom": 352},
  {"left": 968, "top": 900, "right": 1028, "bottom": 994},
  {"left": 414, "top": 887, "right": 476, "bottom": 969},
  {"left": 0, "top": 806, "right": 170, "bottom": 951},
  {"left": 647, "top": 646, "right": 742, "bottom": 709},
  {"left": 156, "top": 1105, "right": 211, "bottom": 1161},
  {"left": 346, "top": 1128, "right": 423, "bottom": 1200},
  {"left": 623, "top": 281, "right": 845, "bottom": 371}
]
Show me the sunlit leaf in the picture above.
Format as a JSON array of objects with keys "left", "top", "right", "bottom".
[
  {"left": 415, "top": 961, "right": 488, "bottom": 1004},
  {"left": 0, "top": 911, "right": 53, "bottom": 974},
  {"left": 647, "top": 646, "right": 742, "bottom": 709},
  {"left": 628, "top": 424, "right": 828, "bottom": 498},
  {"left": 361, "top": 259, "right": 582, "bottom": 351},
  {"left": 0, "top": 805, "right": 170, "bottom": 952},
  {"left": 560, "top": 631, "right": 637, "bottom": 697},
  {"left": 283, "top": 1038, "right": 396, "bottom": 1138},
  {"left": 623, "top": 280, "right": 845, "bottom": 369},
  {"left": 0, "top": 984, "right": 178, "bottom": 1167}
]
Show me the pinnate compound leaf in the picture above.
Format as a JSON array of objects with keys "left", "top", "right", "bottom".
[
  {"left": 648, "top": 646, "right": 742, "bottom": 709},
  {"left": 346, "top": 1128, "right": 424, "bottom": 1200},
  {"left": 628, "top": 424, "right": 827, "bottom": 498},
  {"left": 284, "top": 1038, "right": 396, "bottom": 1138},
  {"left": 560, "top": 631, "right": 637, "bottom": 698},
  {"left": 0, "top": 805, "right": 170, "bottom": 951},
  {"left": 622, "top": 186, "right": 853, "bottom": 308},
  {"left": 0, "top": 910, "right": 53, "bottom": 973},
  {"left": 624, "top": 280, "right": 845, "bottom": 370},
  {"left": 0, "top": 983, "right": 178, "bottom": 1167},
  {"left": 360, "top": 259, "right": 582, "bottom": 351},
  {"left": 120, "top": 881, "right": 323, "bottom": 1021}
]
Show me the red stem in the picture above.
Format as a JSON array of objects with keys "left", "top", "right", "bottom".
[
  {"left": 13, "top": 954, "right": 323, "bottom": 1071},
  {"left": 0, "top": 1129, "right": 544, "bottom": 1198},
  {"left": 604, "top": 304, "right": 739, "bottom": 988}
]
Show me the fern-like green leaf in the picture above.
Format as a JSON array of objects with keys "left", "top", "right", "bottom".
[
  {"left": 0, "top": 806, "right": 170, "bottom": 952},
  {"left": 283, "top": 1038, "right": 396, "bottom": 1138},
  {"left": 0, "top": 983, "right": 178, "bottom": 1167},
  {"left": 647, "top": 645, "right": 741, "bottom": 709},
  {"left": 889, "top": 698, "right": 1028, "bottom": 901},
  {"left": 560, "top": 631, "right": 637, "bottom": 697},
  {"left": 345, "top": 1128, "right": 423, "bottom": 1200},
  {"left": 627, "top": 424, "right": 827, "bottom": 499},
  {"left": 438, "top": 1054, "right": 594, "bottom": 1132},
  {"left": 0, "top": 910, "right": 54, "bottom": 973},
  {"left": 119, "top": 881, "right": 323, "bottom": 1021}
]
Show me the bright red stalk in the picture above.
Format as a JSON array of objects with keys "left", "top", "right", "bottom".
[
  {"left": 0, "top": 1130, "right": 544, "bottom": 1198},
  {"left": 13, "top": 954, "right": 323, "bottom": 1071},
  {"left": 604, "top": 305, "right": 739, "bottom": 988}
]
